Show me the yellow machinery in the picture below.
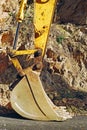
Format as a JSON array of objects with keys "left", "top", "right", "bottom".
[{"left": 7, "top": 0, "right": 72, "bottom": 121}]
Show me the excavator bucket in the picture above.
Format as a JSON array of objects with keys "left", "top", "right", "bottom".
[
  {"left": 10, "top": 68, "right": 72, "bottom": 121},
  {"left": 10, "top": 0, "right": 72, "bottom": 121}
]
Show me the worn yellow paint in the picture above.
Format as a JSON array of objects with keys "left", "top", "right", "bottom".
[
  {"left": 11, "top": 49, "right": 37, "bottom": 57},
  {"left": 11, "top": 57, "right": 25, "bottom": 76},
  {"left": 34, "top": 0, "right": 57, "bottom": 56},
  {"left": 17, "top": 0, "right": 27, "bottom": 22}
]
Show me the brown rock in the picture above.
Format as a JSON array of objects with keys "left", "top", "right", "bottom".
[
  {"left": 46, "top": 48, "right": 55, "bottom": 58},
  {"left": 53, "top": 62, "right": 62, "bottom": 74},
  {"left": 0, "top": 52, "right": 9, "bottom": 74},
  {"left": 58, "top": 0, "right": 87, "bottom": 25},
  {"left": 1, "top": 30, "right": 14, "bottom": 46}
]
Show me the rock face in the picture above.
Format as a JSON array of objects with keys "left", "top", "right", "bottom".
[
  {"left": 58, "top": 0, "right": 87, "bottom": 25},
  {"left": 0, "top": 1, "right": 87, "bottom": 115},
  {"left": 0, "top": 0, "right": 18, "bottom": 47},
  {"left": 47, "top": 24, "right": 87, "bottom": 93}
]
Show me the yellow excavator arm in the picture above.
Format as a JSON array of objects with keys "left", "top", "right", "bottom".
[
  {"left": 7, "top": 0, "right": 72, "bottom": 121},
  {"left": 12, "top": 0, "right": 57, "bottom": 56},
  {"left": 34, "top": 0, "right": 57, "bottom": 56},
  {"left": 16, "top": 0, "right": 56, "bottom": 56}
]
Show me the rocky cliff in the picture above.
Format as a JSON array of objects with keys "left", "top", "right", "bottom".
[{"left": 0, "top": 0, "right": 87, "bottom": 115}]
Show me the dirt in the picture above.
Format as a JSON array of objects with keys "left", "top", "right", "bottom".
[
  {"left": 0, "top": 116, "right": 87, "bottom": 130},
  {"left": 0, "top": 1, "right": 87, "bottom": 116}
]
